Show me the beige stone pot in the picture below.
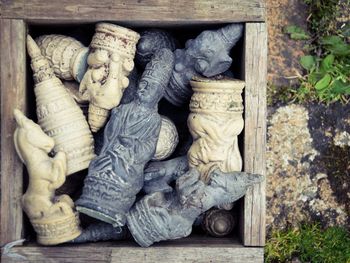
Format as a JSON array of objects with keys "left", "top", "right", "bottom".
[
  {"left": 35, "top": 34, "right": 89, "bottom": 82},
  {"left": 27, "top": 35, "right": 95, "bottom": 176},
  {"left": 188, "top": 76, "right": 245, "bottom": 183},
  {"left": 79, "top": 23, "right": 140, "bottom": 132}
]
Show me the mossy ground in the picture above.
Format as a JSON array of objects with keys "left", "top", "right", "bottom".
[{"left": 265, "top": 224, "right": 350, "bottom": 263}]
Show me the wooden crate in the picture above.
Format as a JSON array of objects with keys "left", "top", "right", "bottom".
[{"left": 0, "top": 1, "right": 267, "bottom": 262}]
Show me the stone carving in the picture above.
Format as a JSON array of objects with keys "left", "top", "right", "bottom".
[
  {"left": 143, "top": 155, "right": 188, "bottom": 194},
  {"left": 165, "top": 23, "right": 243, "bottom": 106},
  {"left": 120, "top": 68, "right": 140, "bottom": 104},
  {"left": 76, "top": 49, "right": 175, "bottom": 227},
  {"left": 79, "top": 23, "right": 140, "bottom": 132},
  {"left": 202, "top": 208, "right": 236, "bottom": 237},
  {"left": 35, "top": 34, "right": 89, "bottom": 82},
  {"left": 187, "top": 76, "right": 245, "bottom": 183},
  {"left": 13, "top": 109, "right": 81, "bottom": 245},
  {"left": 127, "top": 168, "right": 263, "bottom": 247},
  {"left": 136, "top": 29, "right": 178, "bottom": 68},
  {"left": 27, "top": 35, "right": 95, "bottom": 176},
  {"left": 153, "top": 116, "right": 179, "bottom": 161},
  {"left": 63, "top": 81, "right": 89, "bottom": 118},
  {"left": 71, "top": 223, "right": 129, "bottom": 243}
]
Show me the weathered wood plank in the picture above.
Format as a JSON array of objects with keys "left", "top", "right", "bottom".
[
  {"left": 0, "top": 0, "right": 266, "bottom": 24},
  {"left": 2, "top": 241, "right": 264, "bottom": 263},
  {"left": 242, "top": 22, "right": 267, "bottom": 247},
  {"left": 0, "top": 19, "right": 27, "bottom": 246}
]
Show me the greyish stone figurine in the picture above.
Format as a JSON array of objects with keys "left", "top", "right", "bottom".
[
  {"left": 75, "top": 48, "right": 175, "bottom": 227},
  {"left": 143, "top": 155, "right": 188, "bottom": 194},
  {"left": 136, "top": 29, "right": 179, "bottom": 68},
  {"left": 165, "top": 23, "right": 243, "bottom": 106},
  {"left": 126, "top": 168, "right": 263, "bottom": 247}
]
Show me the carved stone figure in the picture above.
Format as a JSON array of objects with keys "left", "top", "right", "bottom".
[
  {"left": 71, "top": 223, "right": 129, "bottom": 243},
  {"left": 143, "top": 155, "right": 188, "bottom": 194},
  {"left": 27, "top": 35, "right": 95, "bottom": 176},
  {"left": 76, "top": 49, "right": 175, "bottom": 227},
  {"left": 79, "top": 23, "right": 140, "bottom": 132},
  {"left": 202, "top": 208, "right": 236, "bottom": 237},
  {"left": 153, "top": 116, "right": 179, "bottom": 161},
  {"left": 187, "top": 76, "right": 245, "bottom": 183},
  {"left": 165, "top": 23, "right": 243, "bottom": 106},
  {"left": 35, "top": 34, "right": 89, "bottom": 82},
  {"left": 136, "top": 29, "right": 178, "bottom": 68},
  {"left": 120, "top": 68, "right": 140, "bottom": 104},
  {"left": 13, "top": 109, "right": 81, "bottom": 245},
  {"left": 127, "top": 168, "right": 263, "bottom": 247}
]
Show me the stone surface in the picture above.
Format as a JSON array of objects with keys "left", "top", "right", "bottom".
[
  {"left": 266, "top": 0, "right": 308, "bottom": 87},
  {"left": 266, "top": 104, "right": 349, "bottom": 232}
]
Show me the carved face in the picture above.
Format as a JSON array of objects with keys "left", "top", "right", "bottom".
[
  {"left": 136, "top": 78, "right": 162, "bottom": 106},
  {"left": 80, "top": 48, "right": 133, "bottom": 110}
]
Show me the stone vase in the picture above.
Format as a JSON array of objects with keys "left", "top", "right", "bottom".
[
  {"left": 187, "top": 76, "right": 245, "bottom": 183},
  {"left": 79, "top": 23, "right": 140, "bottom": 132},
  {"left": 35, "top": 34, "right": 89, "bottom": 82},
  {"left": 27, "top": 35, "right": 95, "bottom": 176}
]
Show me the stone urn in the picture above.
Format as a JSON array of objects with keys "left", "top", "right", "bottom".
[{"left": 187, "top": 76, "right": 245, "bottom": 183}]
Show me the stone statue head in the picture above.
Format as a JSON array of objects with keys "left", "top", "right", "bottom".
[
  {"left": 185, "top": 24, "right": 243, "bottom": 77},
  {"left": 136, "top": 48, "right": 175, "bottom": 107},
  {"left": 79, "top": 23, "right": 140, "bottom": 110}
]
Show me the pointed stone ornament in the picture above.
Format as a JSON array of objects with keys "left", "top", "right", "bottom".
[
  {"left": 35, "top": 34, "right": 89, "bottom": 82},
  {"left": 13, "top": 109, "right": 81, "bottom": 245},
  {"left": 27, "top": 34, "right": 95, "bottom": 176}
]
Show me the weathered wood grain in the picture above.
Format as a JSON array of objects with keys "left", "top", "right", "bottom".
[
  {"left": 0, "top": 19, "right": 27, "bottom": 246},
  {"left": 1, "top": 239, "right": 264, "bottom": 263},
  {"left": 242, "top": 22, "right": 267, "bottom": 247},
  {"left": 0, "top": 0, "right": 266, "bottom": 25}
]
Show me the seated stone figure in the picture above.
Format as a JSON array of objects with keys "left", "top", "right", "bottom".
[{"left": 76, "top": 48, "right": 175, "bottom": 227}]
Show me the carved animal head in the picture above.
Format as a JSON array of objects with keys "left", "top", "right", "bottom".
[
  {"left": 13, "top": 109, "right": 55, "bottom": 163},
  {"left": 185, "top": 24, "right": 243, "bottom": 77}
]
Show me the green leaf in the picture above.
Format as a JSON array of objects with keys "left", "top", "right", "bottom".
[
  {"left": 322, "top": 36, "right": 350, "bottom": 56},
  {"left": 321, "top": 54, "right": 335, "bottom": 71},
  {"left": 330, "top": 80, "right": 350, "bottom": 95},
  {"left": 315, "top": 74, "right": 332, "bottom": 90},
  {"left": 284, "top": 25, "right": 310, "bottom": 40},
  {"left": 300, "top": 55, "right": 316, "bottom": 71}
]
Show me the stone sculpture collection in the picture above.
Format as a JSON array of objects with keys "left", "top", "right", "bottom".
[{"left": 13, "top": 22, "right": 264, "bottom": 247}]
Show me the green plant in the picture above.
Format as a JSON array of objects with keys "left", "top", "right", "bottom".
[
  {"left": 297, "top": 37, "right": 350, "bottom": 103},
  {"left": 265, "top": 224, "right": 350, "bottom": 263},
  {"left": 284, "top": 0, "right": 350, "bottom": 104}
]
